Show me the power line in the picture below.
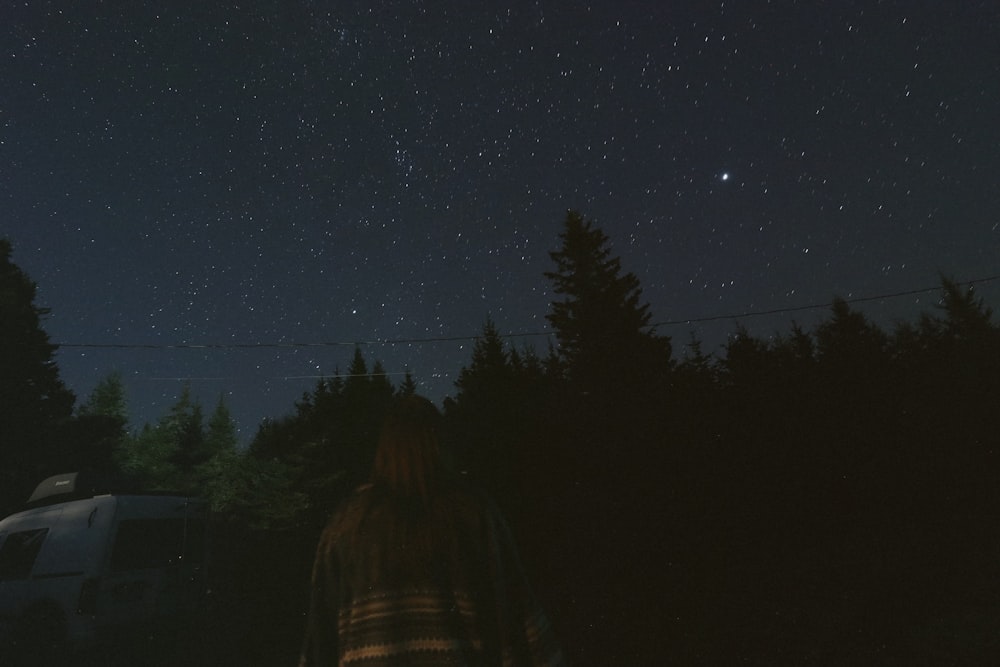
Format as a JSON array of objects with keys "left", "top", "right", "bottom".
[
  {"left": 652, "top": 274, "right": 1000, "bottom": 327},
  {"left": 54, "top": 274, "right": 1000, "bottom": 350}
]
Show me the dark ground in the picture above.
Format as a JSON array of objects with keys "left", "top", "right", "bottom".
[{"left": 13, "top": 506, "right": 1000, "bottom": 666}]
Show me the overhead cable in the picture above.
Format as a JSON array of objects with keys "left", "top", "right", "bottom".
[{"left": 54, "top": 274, "right": 1000, "bottom": 350}]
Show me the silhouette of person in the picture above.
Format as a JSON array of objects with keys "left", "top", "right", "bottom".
[{"left": 299, "top": 394, "right": 565, "bottom": 666}]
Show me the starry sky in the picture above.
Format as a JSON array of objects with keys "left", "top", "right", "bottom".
[{"left": 2, "top": 1, "right": 998, "bottom": 440}]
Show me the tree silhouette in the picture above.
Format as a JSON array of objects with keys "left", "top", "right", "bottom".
[
  {"left": 340, "top": 348, "right": 394, "bottom": 487},
  {"left": 195, "top": 395, "right": 249, "bottom": 512},
  {"left": 246, "top": 348, "right": 403, "bottom": 528},
  {"left": 443, "top": 317, "right": 554, "bottom": 516},
  {"left": 166, "top": 383, "right": 209, "bottom": 475},
  {"left": 112, "top": 383, "right": 234, "bottom": 494},
  {"left": 397, "top": 370, "right": 418, "bottom": 397},
  {"left": 544, "top": 210, "right": 671, "bottom": 402},
  {"left": 0, "top": 238, "right": 75, "bottom": 512},
  {"left": 451, "top": 317, "right": 512, "bottom": 406},
  {"left": 77, "top": 371, "right": 129, "bottom": 422},
  {"left": 65, "top": 371, "right": 131, "bottom": 482}
]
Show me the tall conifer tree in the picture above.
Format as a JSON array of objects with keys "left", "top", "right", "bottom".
[
  {"left": 544, "top": 210, "right": 671, "bottom": 398},
  {"left": 0, "top": 239, "right": 75, "bottom": 510},
  {"left": 71, "top": 371, "right": 131, "bottom": 480}
]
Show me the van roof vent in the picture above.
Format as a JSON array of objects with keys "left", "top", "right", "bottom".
[
  {"left": 25, "top": 472, "right": 173, "bottom": 508},
  {"left": 28, "top": 472, "right": 84, "bottom": 504},
  {"left": 26, "top": 471, "right": 135, "bottom": 507}
]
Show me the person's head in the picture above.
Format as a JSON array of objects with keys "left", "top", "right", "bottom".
[{"left": 371, "top": 394, "right": 443, "bottom": 500}]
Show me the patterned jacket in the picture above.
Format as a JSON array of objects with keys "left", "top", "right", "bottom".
[{"left": 299, "top": 482, "right": 565, "bottom": 666}]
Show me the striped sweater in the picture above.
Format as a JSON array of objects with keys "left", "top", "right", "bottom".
[{"left": 299, "top": 483, "right": 565, "bottom": 667}]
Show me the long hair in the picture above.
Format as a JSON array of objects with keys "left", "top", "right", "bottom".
[
  {"left": 355, "top": 395, "right": 455, "bottom": 575},
  {"left": 371, "top": 394, "right": 443, "bottom": 501}
]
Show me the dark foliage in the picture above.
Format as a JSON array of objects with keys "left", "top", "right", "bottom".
[
  {"left": 544, "top": 211, "right": 673, "bottom": 402},
  {"left": 442, "top": 317, "right": 557, "bottom": 524},
  {"left": 0, "top": 238, "right": 75, "bottom": 513},
  {"left": 247, "top": 347, "right": 401, "bottom": 530},
  {"left": 4, "top": 230, "right": 1000, "bottom": 664}
]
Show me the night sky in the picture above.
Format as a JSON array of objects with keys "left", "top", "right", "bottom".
[{"left": 3, "top": 1, "right": 998, "bottom": 440}]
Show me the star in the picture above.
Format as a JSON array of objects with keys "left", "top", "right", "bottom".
[{"left": 0, "top": 2, "right": 995, "bottom": 440}]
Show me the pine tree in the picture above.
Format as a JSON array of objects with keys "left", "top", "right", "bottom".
[
  {"left": 165, "top": 383, "right": 209, "bottom": 474},
  {"left": 247, "top": 348, "right": 399, "bottom": 526},
  {"left": 453, "top": 316, "right": 511, "bottom": 402},
  {"left": 69, "top": 371, "right": 131, "bottom": 480},
  {"left": 926, "top": 277, "right": 996, "bottom": 344},
  {"left": 397, "top": 371, "right": 418, "bottom": 397},
  {"left": 196, "top": 395, "right": 243, "bottom": 511},
  {"left": 370, "top": 360, "right": 395, "bottom": 405},
  {"left": 915, "top": 279, "right": 1000, "bottom": 466},
  {"left": 445, "top": 318, "right": 555, "bottom": 517},
  {"left": 340, "top": 348, "right": 392, "bottom": 488},
  {"left": 814, "top": 298, "right": 890, "bottom": 392},
  {"left": 118, "top": 422, "right": 181, "bottom": 491},
  {"left": 345, "top": 347, "right": 369, "bottom": 393},
  {"left": 447, "top": 317, "right": 515, "bottom": 484},
  {"left": 544, "top": 210, "right": 672, "bottom": 398},
  {"left": 0, "top": 239, "right": 75, "bottom": 510},
  {"left": 205, "top": 394, "right": 239, "bottom": 457},
  {"left": 77, "top": 371, "right": 129, "bottom": 422},
  {"left": 116, "top": 384, "right": 209, "bottom": 492}
]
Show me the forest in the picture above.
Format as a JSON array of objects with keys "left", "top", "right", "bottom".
[{"left": 2, "top": 211, "right": 999, "bottom": 665}]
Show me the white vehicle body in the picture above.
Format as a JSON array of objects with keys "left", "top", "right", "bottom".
[{"left": 0, "top": 473, "right": 208, "bottom": 655}]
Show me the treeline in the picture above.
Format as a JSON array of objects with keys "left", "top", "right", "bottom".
[{"left": 3, "top": 212, "right": 1000, "bottom": 664}]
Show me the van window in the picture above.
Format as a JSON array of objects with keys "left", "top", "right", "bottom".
[
  {"left": 110, "top": 518, "right": 205, "bottom": 572},
  {"left": 0, "top": 528, "right": 49, "bottom": 580}
]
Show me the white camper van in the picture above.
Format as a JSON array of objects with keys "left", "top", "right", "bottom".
[{"left": 0, "top": 472, "right": 208, "bottom": 657}]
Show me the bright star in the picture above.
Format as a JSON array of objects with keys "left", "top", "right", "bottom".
[{"left": 720, "top": 172, "right": 730, "bottom": 181}]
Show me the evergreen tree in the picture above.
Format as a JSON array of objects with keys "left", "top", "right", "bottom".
[
  {"left": 243, "top": 414, "right": 315, "bottom": 528},
  {"left": 164, "top": 383, "right": 209, "bottom": 475},
  {"left": 397, "top": 370, "right": 418, "bottom": 397},
  {"left": 453, "top": 316, "right": 511, "bottom": 402},
  {"left": 934, "top": 277, "right": 995, "bottom": 341},
  {"left": 205, "top": 394, "right": 239, "bottom": 454},
  {"left": 216, "top": 449, "right": 308, "bottom": 529},
  {"left": 77, "top": 371, "right": 129, "bottom": 422},
  {"left": 446, "top": 317, "right": 515, "bottom": 484},
  {"left": 67, "top": 371, "right": 131, "bottom": 480},
  {"left": 671, "top": 334, "right": 719, "bottom": 442},
  {"left": 195, "top": 395, "right": 245, "bottom": 512},
  {"left": 544, "top": 210, "right": 672, "bottom": 399},
  {"left": 0, "top": 239, "right": 75, "bottom": 511},
  {"left": 814, "top": 297, "right": 889, "bottom": 373},
  {"left": 445, "top": 318, "right": 555, "bottom": 518},
  {"left": 118, "top": 422, "right": 182, "bottom": 491},
  {"left": 247, "top": 348, "right": 399, "bottom": 528},
  {"left": 115, "top": 384, "right": 207, "bottom": 492},
  {"left": 340, "top": 349, "right": 393, "bottom": 488},
  {"left": 910, "top": 279, "right": 1000, "bottom": 499},
  {"left": 343, "top": 347, "right": 369, "bottom": 396},
  {"left": 370, "top": 360, "right": 396, "bottom": 405}
]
